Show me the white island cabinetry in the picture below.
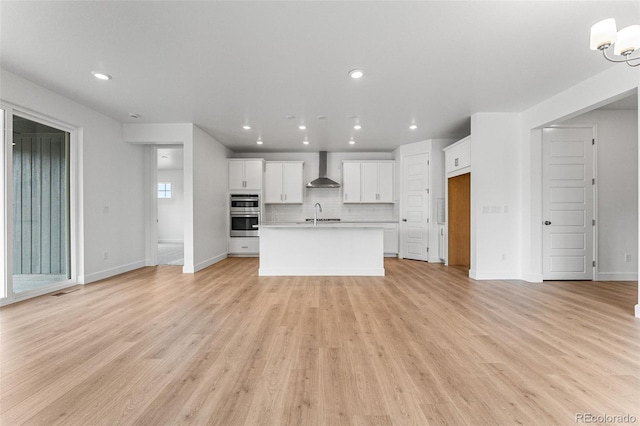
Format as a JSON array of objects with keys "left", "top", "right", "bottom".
[{"left": 259, "top": 224, "right": 385, "bottom": 276}]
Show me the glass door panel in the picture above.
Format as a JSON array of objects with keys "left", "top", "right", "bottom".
[{"left": 12, "top": 115, "right": 70, "bottom": 293}]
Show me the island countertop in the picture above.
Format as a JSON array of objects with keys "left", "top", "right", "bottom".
[
  {"left": 258, "top": 222, "right": 388, "bottom": 228},
  {"left": 258, "top": 224, "right": 385, "bottom": 276}
]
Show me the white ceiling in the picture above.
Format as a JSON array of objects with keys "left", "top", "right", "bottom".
[{"left": 1, "top": 1, "right": 638, "bottom": 153}]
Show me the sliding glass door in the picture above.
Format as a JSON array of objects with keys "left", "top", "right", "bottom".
[{"left": 10, "top": 114, "right": 71, "bottom": 295}]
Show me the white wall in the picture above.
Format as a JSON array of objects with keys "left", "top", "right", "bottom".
[
  {"left": 0, "top": 68, "right": 146, "bottom": 287},
  {"left": 560, "top": 110, "right": 638, "bottom": 280},
  {"left": 157, "top": 168, "right": 184, "bottom": 243},
  {"left": 470, "top": 113, "right": 522, "bottom": 279},
  {"left": 191, "top": 125, "right": 230, "bottom": 271},
  {"left": 233, "top": 151, "right": 398, "bottom": 222}
]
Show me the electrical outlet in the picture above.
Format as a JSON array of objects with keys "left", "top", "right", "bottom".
[
  {"left": 501, "top": 253, "right": 507, "bottom": 261},
  {"left": 103, "top": 251, "right": 109, "bottom": 260},
  {"left": 624, "top": 253, "right": 632, "bottom": 263}
]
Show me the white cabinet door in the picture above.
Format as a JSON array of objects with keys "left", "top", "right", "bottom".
[
  {"left": 264, "top": 163, "right": 283, "bottom": 203},
  {"left": 377, "top": 162, "right": 394, "bottom": 202},
  {"left": 361, "top": 163, "right": 379, "bottom": 203},
  {"left": 264, "top": 162, "right": 303, "bottom": 204},
  {"left": 228, "top": 161, "right": 246, "bottom": 191},
  {"left": 283, "top": 162, "right": 303, "bottom": 203},
  {"left": 383, "top": 223, "right": 399, "bottom": 255},
  {"left": 244, "top": 161, "right": 263, "bottom": 191},
  {"left": 343, "top": 162, "right": 361, "bottom": 203}
]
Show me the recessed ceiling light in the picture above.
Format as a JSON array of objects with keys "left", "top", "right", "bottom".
[
  {"left": 303, "top": 140, "right": 309, "bottom": 145},
  {"left": 409, "top": 124, "right": 418, "bottom": 130},
  {"left": 256, "top": 139, "right": 263, "bottom": 145},
  {"left": 242, "top": 125, "right": 252, "bottom": 130},
  {"left": 347, "top": 115, "right": 358, "bottom": 120},
  {"left": 354, "top": 124, "right": 362, "bottom": 130},
  {"left": 128, "top": 113, "right": 139, "bottom": 119},
  {"left": 161, "top": 155, "right": 169, "bottom": 159},
  {"left": 349, "top": 139, "right": 356, "bottom": 145},
  {"left": 92, "top": 71, "right": 111, "bottom": 81},
  {"left": 349, "top": 69, "right": 364, "bottom": 79},
  {"left": 298, "top": 124, "right": 307, "bottom": 130},
  {"left": 286, "top": 115, "right": 296, "bottom": 120},
  {"left": 317, "top": 115, "right": 327, "bottom": 120}
]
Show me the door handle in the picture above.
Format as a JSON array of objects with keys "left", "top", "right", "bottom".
[
  {"left": 544, "top": 221, "right": 552, "bottom": 225},
  {"left": 402, "top": 219, "right": 407, "bottom": 222}
]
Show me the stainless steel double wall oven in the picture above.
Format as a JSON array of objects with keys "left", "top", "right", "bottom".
[{"left": 230, "top": 194, "right": 260, "bottom": 237}]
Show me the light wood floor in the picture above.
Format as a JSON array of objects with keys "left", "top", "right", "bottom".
[{"left": 1, "top": 258, "right": 638, "bottom": 425}]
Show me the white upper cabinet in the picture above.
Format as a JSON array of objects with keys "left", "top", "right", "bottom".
[
  {"left": 264, "top": 161, "right": 304, "bottom": 204},
  {"left": 342, "top": 162, "right": 362, "bottom": 203},
  {"left": 228, "top": 159, "right": 263, "bottom": 191},
  {"left": 444, "top": 136, "right": 471, "bottom": 177},
  {"left": 343, "top": 161, "right": 395, "bottom": 203}
]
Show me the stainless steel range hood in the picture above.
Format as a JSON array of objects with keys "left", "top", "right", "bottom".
[{"left": 306, "top": 151, "right": 340, "bottom": 188}]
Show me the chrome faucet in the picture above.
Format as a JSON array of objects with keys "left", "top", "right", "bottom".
[{"left": 313, "top": 202, "right": 323, "bottom": 226}]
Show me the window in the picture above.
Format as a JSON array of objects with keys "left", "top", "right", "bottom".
[{"left": 158, "top": 182, "right": 172, "bottom": 199}]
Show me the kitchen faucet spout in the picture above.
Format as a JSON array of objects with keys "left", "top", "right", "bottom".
[{"left": 313, "top": 203, "right": 322, "bottom": 226}]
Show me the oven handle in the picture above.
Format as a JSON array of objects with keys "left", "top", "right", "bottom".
[{"left": 230, "top": 214, "right": 260, "bottom": 218}]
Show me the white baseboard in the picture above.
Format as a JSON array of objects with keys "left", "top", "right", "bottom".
[
  {"left": 635, "top": 304, "right": 640, "bottom": 319},
  {"left": 79, "top": 260, "right": 146, "bottom": 284},
  {"left": 469, "top": 269, "right": 520, "bottom": 280},
  {"left": 259, "top": 267, "right": 385, "bottom": 277},
  {"left": 183, "top": 252, "right": 227, "bottom": 274},
  {"left": 428, "top": 256, "right": 443, "bottom": 263},
  {"left": 522, "top": 273, "right": 544, "bottom": 283},
  {"left": 158, "top": 239, "right": 184, "bottom": 244},
  {"left": 596, "top": 272, "right": 638, "bottom": 281},
  {"left": 0, "top": 280, "right": 78, "bottom": 306}
]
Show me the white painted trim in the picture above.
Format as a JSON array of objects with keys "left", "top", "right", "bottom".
[
  {"left": 0, "top": 102, "right": 81, "bottom": 304},
  {"left": 79, "top": 260, "right": 145, "bottom": 284},
  {"left": 635, "top": 304, "right": 640, "bottom": 318},
  {"left": 144, "top": 146, "right": 159, "bottom": 266},
  {"left": 522, "top": 273, "right": 544, "bottom": 283},
  {"left": 184, "top": 252, "right": 227, "bottom": 274},
  {"left": 596, "top": 272, "right": 638, "bottom": 281},
  {"left": 469, "top": 269, "right": 521, "bottom": 280},
  {"left": 158, "top": 239, "right": 184, "bottom": 244},
  {"left": 258, "top": 267, "right": 385, "bottom": 276},
  {"left": 428, "top": 256, "right": 443, "bottom": 263}
]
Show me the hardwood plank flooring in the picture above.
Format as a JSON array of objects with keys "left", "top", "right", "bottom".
[{"left": 1, "top": 258, "right": 638, "bottom": 425}]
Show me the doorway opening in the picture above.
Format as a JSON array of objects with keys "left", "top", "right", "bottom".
[
  {"left": 11, "top": 115, "right": 71, "bottom": 293},
  {"left": 540, "top": 93, "right": 638, "bottom": 281},
  {"left": 156, "top": 147, "right": 184, "bottom": 266}
]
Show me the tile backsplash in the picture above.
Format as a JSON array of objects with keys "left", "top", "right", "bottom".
[{"left": 264, "top": 188, "right": 398, "bottom": 223}]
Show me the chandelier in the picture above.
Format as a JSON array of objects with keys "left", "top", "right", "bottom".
[{"left": 590, "top": 19, "right": 639, "bottom": 67}]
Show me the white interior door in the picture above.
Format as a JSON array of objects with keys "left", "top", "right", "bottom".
[
  {"left": 401, "top": 153, "right": 429, "bottom": 261},
  {"left": 542, "top": 127, "right": 594, "bottom": 280}
]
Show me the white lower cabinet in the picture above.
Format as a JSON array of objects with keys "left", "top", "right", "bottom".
[
  {"left": 383, "top": 223, "right": 399, "bottom": 256},
  {"left": 228, "top": 237, "right": 259, "bottom": 256}
]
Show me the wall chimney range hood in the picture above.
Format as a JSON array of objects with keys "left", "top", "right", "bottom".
[{"left": 306, "top": 151, "right": 340, "bottom": 188}]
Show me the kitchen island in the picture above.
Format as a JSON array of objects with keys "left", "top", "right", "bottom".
[{"left": 258, "top": 223, "right": 385, "bottom": 276}]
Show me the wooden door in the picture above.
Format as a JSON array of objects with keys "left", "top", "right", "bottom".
[{"left": 448, "top": 173, "right": 470, "bottom": 267}]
